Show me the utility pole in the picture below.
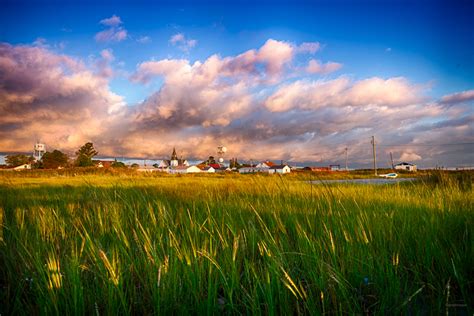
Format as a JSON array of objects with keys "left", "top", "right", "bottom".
[
  {"left": 345, "top": 147, "right": 348, "bottom": 171},
  {"left": 371, "top": 136, "right": 377, "bottom": 176},
  {"left": 390, "top": 152, "right": 394, "bottom": 170}
]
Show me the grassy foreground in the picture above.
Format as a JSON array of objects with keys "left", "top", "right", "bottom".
[{"left": 0, "top": 172, "right": 472, "bottom": 314}]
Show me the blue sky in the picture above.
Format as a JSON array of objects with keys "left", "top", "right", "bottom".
[{"left": 0, "top": 0, "right": 473, "bottom": 166}]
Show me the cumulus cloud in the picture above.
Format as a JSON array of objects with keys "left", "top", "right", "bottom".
[
  {"left": 133, "top": 39, "right": 297, "bottom": 85},
  {"left": 95, "top": 15, "right": 127, "bottom": 43},
  {"left": 264, "top": 76, "right": 421, "bottom": 112},
  {"left": 0, "top": 43, "right": 125, "bottom": 153},
  {"left": 169, "top": 33, "right": 197, "bottom": 52}
]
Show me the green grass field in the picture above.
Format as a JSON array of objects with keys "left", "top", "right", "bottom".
[{"left": 0, "top": 171, "right": 472, "bottom": 314}]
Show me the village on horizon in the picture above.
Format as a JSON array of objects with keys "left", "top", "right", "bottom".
[{"left": 2, "top": 140, "right": 456, "bottom": 174}]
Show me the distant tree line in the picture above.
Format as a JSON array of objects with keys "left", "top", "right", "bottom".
[
  {"left": 3, "top": 142, "right": 125, "bottom": 169},
  {"left": 4, "top": 144, "right": 243, "bottom": 170}
]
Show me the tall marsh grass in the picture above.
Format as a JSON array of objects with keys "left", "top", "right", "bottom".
[{"left": 0, "top": 172, "right": 472, "bottom": 314}]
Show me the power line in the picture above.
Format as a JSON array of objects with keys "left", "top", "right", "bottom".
[
  {"left": 377, "top": 142, "right": 474, "bottom": 147},
  {"left": 313, "top": 142, "right": 474, "bottom": 154}
]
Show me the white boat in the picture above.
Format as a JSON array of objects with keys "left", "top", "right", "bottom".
[{"left": 378, "top": 173, "right": 398, "bottom": 179}]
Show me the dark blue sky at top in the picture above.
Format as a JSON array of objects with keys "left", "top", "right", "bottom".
[{"left": 1, "top": 0, "right": 473, "bottom": 104}]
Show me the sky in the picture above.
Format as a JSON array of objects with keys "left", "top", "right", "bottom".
[{"left": 0, "top": 0, "right": 473, "bottom": 167}]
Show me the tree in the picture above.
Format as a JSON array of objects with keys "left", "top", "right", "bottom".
[
  {"left": 42, "top": 150, "right": 69, "bottom": 169},
  {"left": 5, "top": 154, "right": 34, "bottom": 167},
  {"left": 75, "top": 142, "right": 98, "bottom": 167},
  {"left": 111, "top": 161, "right": 126, "bottom": 168},
  {"left": 201, "top": 156, "right": 216, "bottom": 165},
  {"left": 229, "top": 158, "right": 241, "bottom": 169}
]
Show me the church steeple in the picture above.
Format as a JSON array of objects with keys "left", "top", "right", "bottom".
[{"left": 171, "top": 147, "right": 178, "bottom": 160}]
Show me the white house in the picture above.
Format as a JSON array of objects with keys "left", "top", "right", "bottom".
[
  {"left": 394, "top": 162, "right": 417, "bottom": 172},
  {"left": 216, "top": 167, "right": 232, "bottom": 173},
  {"left": 268, "top": 165, "right": 291, "bottom": 174},
  {"left": 200, "top": 166, "right": 216, "bottom": 173},
  {"left": 13, "top": 164, "right": 32, "bottom": 170},
  {"left": 169, "top": 165, "right": 202, "bottom": 174},
  {"left": 239, "top": 167, "right": 271, "bottom": 174},
  {"left": 255, "top": 161, "right": 275, "bottom": 168},
  {"left": 137, "top": 166, "right": 160, "bottom": 172}
]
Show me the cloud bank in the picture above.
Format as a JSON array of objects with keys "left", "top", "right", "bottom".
[{"left": 0, "top": 39, "right": 472, "bottom": 167}]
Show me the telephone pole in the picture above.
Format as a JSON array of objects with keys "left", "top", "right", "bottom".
[
  {"left": 345, "top": 147, "right": 348, "bottom": 171},
  {"left": 371, "top": 136, "right": 377, "bottom": 176},
  {"left": 390, "top": 152, "right": 394, "bottom": 170}
]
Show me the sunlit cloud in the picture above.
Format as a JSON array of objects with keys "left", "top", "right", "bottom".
[
  {"left": 0, "top": 43, "right": 125, "bottom": 153},
  {"left": 306, "top": 59, "right": 342, "bottom": 74}
]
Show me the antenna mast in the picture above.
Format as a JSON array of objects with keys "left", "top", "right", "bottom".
[{"left": 371, "top": 136, "right": 377, "bottom": 176}]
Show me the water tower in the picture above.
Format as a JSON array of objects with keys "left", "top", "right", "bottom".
[
  {"left": 33, "top": 142, "right": 46, "bottom": 161},
  {"left": 217, "top": 146, "right": 227, "bottom": 166}
]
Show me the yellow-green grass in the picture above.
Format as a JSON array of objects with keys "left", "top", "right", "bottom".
[{"left": 0, "top": 171, "right": 472, "bottom": 314}]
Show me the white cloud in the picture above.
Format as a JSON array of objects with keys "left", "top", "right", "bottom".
[
  {"left": 100, "top": 15, "right": 122, "bottom": 27},
  {"left": 400, "top": 152, "right": 422, "bottom": 161},
  {"left": 170, "top": 33, "right": 185, "bottom": 45},
  {"left": 264, "top": 77, "right": 422, "bottom": 112},
  {"left": 297, "top": 42, "right": 321, "bottom": 54},
  {"left": 95, "top": 28, "right": 127, "bottom": 42},
  {"left": 169, "top": 33, "right": 197, "bottom": 52},
  {"left": 95, "top": 15, "right": 127, "bottom": 43},
  {"left": 306, "top": 59, "right": 342, "bottom": 74}
]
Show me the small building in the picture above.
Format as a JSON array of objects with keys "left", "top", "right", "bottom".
[
  {"left": 94, "top": 160, "right": 113, "bottom": 168},
  {"left": 394, "top": 162, "right": 417, "bottom": 172},
  {"left": 268, "top": 165, "right": 291, "bottom": 174},
  {"left": 200, "top": 166, "right": 216, "bottom": 173},
  {"left": 255, "top": 161, "right": 276, "bottom": 168},
  {"left": 137, "top": 166, "right": 160, "bottom": 172},
  {"left": 216, "top": 167, "right": 232, "bottom": 173},
  {"left": 209, "top": 163, "right": 222, "bottom": 169},
  {"left": 169, "top": 165, "right": 202, "bottom": 174},
  {"left": 239, "top": 167, "right": 271, "bottom": 174},
  {"left": 13, "top": 164, "right": 32, "bottom": 170},
  {"left": 329, "top": 164, "right": 341, "bottom": 171}
]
